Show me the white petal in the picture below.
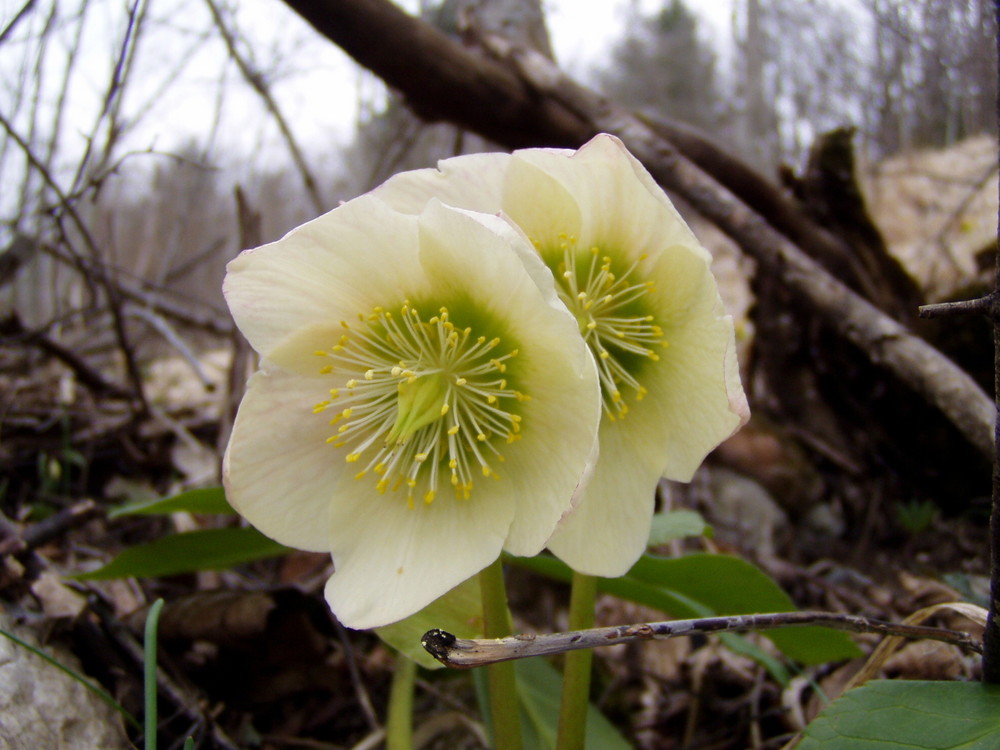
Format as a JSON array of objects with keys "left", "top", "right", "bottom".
[
  {"left": 646, "top": 245, "right": 748, "bottom": 480},
  {"left": 508, "top": 134, "right": 702, "bottom": 259},
  {"left": 372, "top": 152, "right": 509, "bottom": 214},
  {"left": 324, "top": 488, "right": 511, "bottom": 629},
  {"left": 416, "top": 201, "right": 602, "bottom": 555},
  {"left": 224, "top": 196, "right": 431, "bottom": 359},
  {"left": 546, "top": 418, "right": 655, "bottom": 575},
  {"left": 223, "top": 365, "right": 339, "bottom": 552}
]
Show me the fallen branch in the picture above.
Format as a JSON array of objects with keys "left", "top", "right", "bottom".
[{"left": 421, "top": 611, "right": 984, "bottom": 669}]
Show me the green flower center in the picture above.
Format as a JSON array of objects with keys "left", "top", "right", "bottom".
[
  {"left": 312, "top": 303, "right": 525, "bottom": 508},
  {"left": 549, "top": 234, "right": 666, "bottom": 420}
]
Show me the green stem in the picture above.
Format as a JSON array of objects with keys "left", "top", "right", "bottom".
[
  {"left": 479, "top": 558, "right": 523, "bottom": 750},
  {"left": 144, "top": 598, "right": 165, "bottom": 750},
  {"left": 386, "top": 655, "right": 416, "bottom": 750},
  {"left": 556, "top": 572, "right": 598, "bottom": 750}
]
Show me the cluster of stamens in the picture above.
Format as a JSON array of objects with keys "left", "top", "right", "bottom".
[
  {"left": 312, "top": 303, "right": 526, "bottom": 508},
  {"left": 549, "top": 233, "right": 667, "bottom": 420}
]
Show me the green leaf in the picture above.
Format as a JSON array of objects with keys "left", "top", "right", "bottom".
[
  {"left": 109, "top": 486, "right": 234, "bottom": 518},
  {"left": 647, "top": 509, "right": 711, "bottom": 546},
  {"left": 510, "top": 552, "right": 860, "bottom": 671},
  {"left": 629, "top": 553, "right": 860, "bottom": 665},
  {"left": 517, "top": 658, "right": 631, "bottom": 749},
  {"left": 798, "top": 680, "right": 1000, "bottom": 749},
  {"left": 515, "top": 658, "right": 631, "bottom": 750},
  {"left": 377, "top": 576, "right": 485, "bottom": 670},
  {"left": 75, "top": 527, "right": 288, "bottom": 580}
]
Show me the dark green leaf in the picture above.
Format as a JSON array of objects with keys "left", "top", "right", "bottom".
[
  {"left": 75, "top": 527, "right": 287, "bottom": 580},
  {"left": 798, "top": 680, "right": 1000, "bottom": 749},
  {"left": 109, "top": 487, "right": 234, "bottom": 518}
]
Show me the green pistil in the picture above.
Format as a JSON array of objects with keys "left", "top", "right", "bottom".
[
  {"left": 551, "top": 234, "right": 666, "bottom": 420},
  {"left": 389, "top": 373, "right": 449, "bottom": 444},
  {"left": 312, "top": 303, "right": 526, "bottom": 508}
]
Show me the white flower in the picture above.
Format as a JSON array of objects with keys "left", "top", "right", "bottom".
[
  {"left": 223, "top": 196, "right": 600, "bottom": 628},
  {"left": 373, "top": 134, "right": 749, "bottom": 576}
]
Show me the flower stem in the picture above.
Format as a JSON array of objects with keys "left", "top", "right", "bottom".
[
  {"left": 386, "top": 655, "right": 416, "bottom": 750},
  {"left": 479, "top": 558, "right": 523, "bottom": 750},
  {"left": 556, "top": 572, "right": 597, "bottom": 750}
]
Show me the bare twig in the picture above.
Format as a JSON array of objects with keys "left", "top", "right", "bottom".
[
  {"left": 0, "top": 0, "right": 37, "bottom": 45},
  {"left": 0, "top": 111, "right": 149, "bottom": 415},
  {"left": 0, "top": 500, "right": 100, "bottom": 557},
  {"left": 0, "top": 314, "right": 133, "bottom": 399},
  {"left": 421, "top": 611, "right": 983, "bottom": 670},
  {"left": 204, "top": 0, "right": 325, "bottom": 214}
]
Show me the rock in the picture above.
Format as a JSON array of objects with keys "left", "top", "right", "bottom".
[{"left": 0, "top": 613, "right": 131, "bottom": 749}]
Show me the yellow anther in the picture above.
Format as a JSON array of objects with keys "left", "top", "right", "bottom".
[
  {"left": 440, "top": 403, "right": 449, "bottom": 416},
  {"left": 319, "top": 365, "right": 333, "bottom": 374},
  {"left": 365, "top": 369, "right": 375, "bottom": 380},
  {"left": 346, "top": 453, "right": 361, "bottom": 463},
  {"left": 447, "top": 425, "right": 460, "bottom": 436},
  {"left": 424, "top": 490, "right": 436, "bottom": 504},
  {"left": 455, "top": 378, "right": 467, "bottom": 386},
  {"left": 355, "top": 470, "right": 367, "bottom": 480},
  {"left": 477, "top": 433, "right": 486, "bottom": 441},
  {"left": 415, "top": 452, "right": 428, "bottom": 461}
]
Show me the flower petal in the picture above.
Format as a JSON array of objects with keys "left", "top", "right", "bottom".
[
  {"left": 224, "top": 198, "right": 602, "bottom": 628},
  {"left": 223, "top": 364, "right": 338, "bottom": 552},
  {"left": 374, "top": 152, "right": 509, "bottom": 215},
  {"left": 369, "top": 134, "right": 749, "bottom": 577},
  {"left": 416, "top": 201, "right": 601, "bottom": 555},
  {"left": 224, "top": 197, "right": 431, "bottom": 361},
  {"left": 506, "top": 134, "right": 701, "bottom": 260},
  {"left": 324, "top": 485, "right": 511, "bottom": 629}
]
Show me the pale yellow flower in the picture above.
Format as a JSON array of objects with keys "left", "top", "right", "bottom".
[
  {"left": 223, "top": 196, "right": 600, "bottom": 628},
  {"left": 374, "top": 134, "right": 749, "bottom": 576}
]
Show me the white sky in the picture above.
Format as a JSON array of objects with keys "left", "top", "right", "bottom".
[{"left": 0, "top": 0, "right": 735, "bottom": 187}]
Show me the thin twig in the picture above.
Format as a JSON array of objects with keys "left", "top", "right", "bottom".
[
  {"left": 0, "top": 111, "right": 149, "bottom": 415},
  {"left": 421, "top": 611, "right": 983, "bottom": 669},
  {"left": 1, "top": 314, "right": 133, "bottom": 399},
  {"left": 919, "top": 294, "right": 995, "bottom": 320},
  {"left": 204, "top": 0, "right": 325, "bottom": 214}
]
